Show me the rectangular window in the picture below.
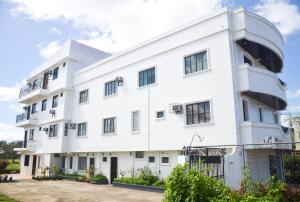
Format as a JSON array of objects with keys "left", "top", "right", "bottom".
[
  {"left": 184, "top": 51, "right": 207, "bottom": 75},
  {"left": 138, "top": 67, "right": 155, "bottom": 87},
  {"left": 103, "top": 117, "right": 116, "bottom": 134},
  {"left": 105, "top": 81, "right": 117, "bottom": 96},
  {"left": 52, "top": 95, "right": 58, "bottom": 108},
  {"left": 24, "top": 155, "right": 30, "bottom": 166},
  {"left": 53, "top": 67, "right": 59, "bottom": 80},
  {"left": 156, "top": 111, "right": 165, "bottom": 119},
  {"left": 79, "top": 90, "right": 88, "bottom": 103},
  {"left": 78, "top": 157, "right": 87, "bottom": 170},
  {"left": 243, "top": 55, "right": 253, "bottom": 66},
  {"left": 131, "top": 111, "right": 139, "bottom": 133},
  {"left": 161, "top": 156, "right": 169, "bottom": 164},
  {"left": 31, "top": 103, "right": 37, "bottom": 114},
  {"left": 41, "top": 99, "right": 47, "bottom": 111},
  {"left": 186, "top": 101, "right": 211, "bottom": 125},
  {"left": 274, "top": 112, "right": 279, "bottom": 124},
  {"left": 49, "top": 124, "right": 58, "bottom": 137},
  {"left": 29, "top": 129, "right": 34, "bottom": 140},
  {"left": 259, "top": 107, "right": 264, "bottom": 122},
  {"left": 69, "top": 156, "right": 73, "bottom": 169},
  {"left": 102, "top": 157, "right": 107, "bottom": 162},
  {"left": 149, "top": 156, "right": 155, "bottom": 163},
  {"left": 77, "top": 122, "right": 87, "bottom": 136},
  {"left": 242, "top": 100, "right": 249, "bottom": 121},
  {"left": 135, "top": 151, "right": 144, "bottom": 159},
  {"left": 62, "top": 157, "right": 65, "bottom": 169}
]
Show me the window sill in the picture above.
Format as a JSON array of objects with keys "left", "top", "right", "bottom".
[
  {"left": 77, "top": 135, "right": 88, "bottom": 138},
  {"left": 48, "top": 136, "right": 59, "bottom": 139},
  {"left": 137, "top": 83, "right": 157, "bottom": 90},
  {"left": 131, "top": 131, "right": 140, "bottom": 135},
  {"left": 102, "top": 132, "right": 117, "bottom": 136},
  {"left": 103, "top": 93, "right": 118, "bottom": 99},
  {"left": 182, "top": 68, "right": 211, "bottom": 78},
  {"left": 184, "top": 121, "right": 214, "bottom": 128},
  {"left": 160, "top": 163, "right": 171, "bottom": 166}
]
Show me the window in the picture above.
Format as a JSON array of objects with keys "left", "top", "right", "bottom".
[
  {"left": 138, "top": 67, "right": 155, "bottom": 87},
  {"left": 242, "top": 100, "right": 249, "bottom": 121},
  {"left": 64, "top": 123, "right": 68, "bottom": 136},
  {"left": 54, "top": 153, "right": 60, "bottom": 158},
  {"left": 41, "top": 99, "right": 47, "bottom": 111},
  {"left": 156, "top": 111, "right": 165, "bottom": 119},
  {"left": 53, "top": 67, "right": 59, "bottom": 80},
  {"left": 184, "top": 50, "right": 208, "bottom": 75},
  {"left": 69, "top": 156, "right": 73, "bottom": 169},
  {"left": 149, "top": 156, "right": 155, "bottom": 163},
  {"left": 135, "top": 151, "right": 144, "bottom": 159},
  {"left": 49, "top": 124, "right": 58, "bottom": 137},
  {"left": 186, "top": 101, "right": 211, "bottom": 125},
  {"left": 24, "top": 155, "right": 30, "bottom": 166},
  {"left": 79, "top": 90, "right": 88, "bottom": 103},
  {"left": 243, "top": 55, "right": 253, "bottom": 66},
  {"left": 62, "top": 157, "right": 65, "bottom": 169},
  {"left": 102, "top": 157, "right": 107, "bottom": 162},
  {"left": 105, "top": 81, "right": 117, "bottom": 96},
  {"left": 77, "top": 122, "right": 87, "bottom": 136},
  {"left": 29, "top": 129, "right": 34, "bottom": 140},
  {"left": 52, "top": 95, "right": 58, "bottom": 108},
  {"left": 258, "top": 107, "right": 264, "bottom": 122},
  {"left": 78, "top": 157, "right": 87, "bottom": 170},
  {"left": 103, "top": 117, "right": 116, "bottom": 134},
  {"left": 63, "top": 62, "right": 66, "bottom": 67},
  {"left": 161, "top": 156, "right": 169, "bottom": 164},
  {"left": 274, "top": 112, "right": 279, "bottom": 124},
  {"left": 31, "top": 103, "right": 37, "bottom": 114},
  {"left": 131, "top": 111, "right": 140, "bottom": 133}
]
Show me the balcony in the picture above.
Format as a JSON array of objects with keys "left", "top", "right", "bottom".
[
  {"left": 239, "top": 63, "right": 287, "bottom": 110},
  {"left": 19, "top": 78, "right": 48, "bottom": 104},
  {"left": 15, "top": 113, "right": 38, "bottom": 127},
  {"left": 240, "top": 122, "right": 291, "bottom": 150},
  {"left": 14, "top": 140, "right": 36, "bottom": 153}
]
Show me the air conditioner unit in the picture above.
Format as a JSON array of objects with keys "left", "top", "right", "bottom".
[
  {"left": 43, "top": 127, "right": 49, "bottom": 134},
  {"left": 49, "top": 110, "right": 56, "bottom": 114},
  {"left": 172, "top": 104, "right": 183, "bottom": 114},
  {"left": 115, "top": 76, "right": 124, "bottom": 86}
]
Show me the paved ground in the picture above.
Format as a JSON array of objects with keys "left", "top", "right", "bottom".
[{"left": 0, "top": 180, "right": 163, "bottom": 202}]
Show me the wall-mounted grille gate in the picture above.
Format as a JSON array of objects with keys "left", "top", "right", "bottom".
[{"left": 183, "top": 146, "right": 226, "bottom": 179}]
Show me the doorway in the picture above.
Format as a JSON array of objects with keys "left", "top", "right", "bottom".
[
  {"left": 110, "top": 157, "right": 118, "bottom": 183},
  {"left": 89, "top": 157, "right": 95, "bottom": 176},
  {"left": 43, "top": 72, "right": 49, "bottom": 89},
  {"left": 32, "top": 155, "right": 37, "bottom": 176}
]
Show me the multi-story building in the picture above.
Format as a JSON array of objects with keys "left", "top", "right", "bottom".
[{"left": 15, "top": 7, "right": 291, "bottom": 187}]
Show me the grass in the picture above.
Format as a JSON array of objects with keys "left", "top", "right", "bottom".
[{"left": 0, "top": 193, "right": 19, "bottom": 202}]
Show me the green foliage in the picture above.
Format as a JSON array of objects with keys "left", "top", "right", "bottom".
[
  {"left": 0, "top": 160, "right": 9, "bottom": 174},
  {"left": 5, "top": 161, "right": 20, "bottom": 174},
  {"left": 91, "top": 173, "right": 107, "bottom": 181},
  {"left": 137, "top": 167, "right": 159, "bottom": 185},
  {"left": 76, "top": 175, "right": 87, "bottom": 182},
  {"left": 0, "top": 140, "right": 22, "bottom": 160}
]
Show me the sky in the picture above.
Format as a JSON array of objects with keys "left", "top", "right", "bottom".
[{"left": 0, "top": 0, "right": 300, "bottom": 141}]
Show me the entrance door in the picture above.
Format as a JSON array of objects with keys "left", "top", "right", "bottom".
[
  {"left": 89, "top": 158, "right": 95, "bottom": 176},
  {"left": 110, "top": 157, "right": 118, "bottom": 183},
  {"left": 32, "top": 155, "right": 37, "bottom": 176},
  {"left": 43, "top": 72, "right": 49, "bottom": 89},
  {"left": 23, "top": 131, "right": 27, "bottom": 148}
]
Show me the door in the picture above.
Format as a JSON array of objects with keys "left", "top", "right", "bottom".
[
  {"left": 32, "top": 155, "right": 37, "bottom": 176},
  {"left": 43, "top": 72, "right": 49, "bottom": 89},
  {"left": 89, "top": 158, "right": 95, "bottom": 176},
  {"left": 110, "top": 157, "right": 118, "bottom": 183},
  {"left": 23, "top": 131, "right": 27, "bottom": 148},
  {"left": 26, "top": 106, "right": 31, "bottom": 120}
]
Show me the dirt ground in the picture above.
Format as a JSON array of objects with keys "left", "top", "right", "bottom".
[{"left": 0, "top": 180, "right": 163, "bottom": 202}]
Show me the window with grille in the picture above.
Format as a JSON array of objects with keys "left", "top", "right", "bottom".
[
  {"left": 131, "top": 111, "right": 139, "bottom": 133},
  {"left": 52, "top": 95, "right": 58, "bottom": 108},
  {"left": 77, "top": 122, "right": 87, "bottom": 136},
  {"left": 53, "top": 67, "right": 59, "bottom": 80},
  {"left": 29, "top": 129, "right": 34, "bottom": 140},
  {"left": 184, "top": 51, "right": 208, "bottom": 75},
  {"left": 103, "top": 117, "right": 116, "bottom": 134},
  {"left": 78, "top": 157, "right": 87, "bottom": 170},
  {"left": 41, "top": 99, "right": 47, "bottom": 111},
  {"left": 138, "top": 67, "right": 155, "bottom": 87},
  {"left": 135, "top": 151, "right": 144, "bottom": 159},
  {"left": 49, "top": 124, "right": 58, "bottom": 137},
  {"left": 105, "top": 81, "right": 117, "bottom": 96},
  {"left": 31, "top": 103, "right": 37, "bottom": 114},
  {"left": 79, "top": 90, "right": 88, "bottom": 103},
  {"left": 186, "top": 101, "right": 211, "bottom": 125}
]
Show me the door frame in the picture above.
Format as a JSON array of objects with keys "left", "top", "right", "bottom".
[
  {"left": 110, "top": 157, "right": 118, "bottom": 183},
  {"left": 32, "top": 155, "right": 37, "bottom": 176}
]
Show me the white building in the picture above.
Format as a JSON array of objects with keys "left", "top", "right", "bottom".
[{"left": 15, "top": 7, "right": 291, "bottom": 187}]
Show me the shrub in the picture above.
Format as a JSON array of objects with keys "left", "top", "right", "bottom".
[
  {"left": 91, "top": 173, "right": 107, "bottom": 181},
  {"left": 0, "top": 160, "right": 9, "bottom": 174},
  {"left": 138, "top": 167, "right": 159, "bottom": 185},
  {"left": 77, "top": 175, "right": 87, "bottom": 182}
]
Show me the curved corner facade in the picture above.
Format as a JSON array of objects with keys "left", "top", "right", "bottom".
[{"left": 15, "top": 8, "right": 291, "bottom": 188}]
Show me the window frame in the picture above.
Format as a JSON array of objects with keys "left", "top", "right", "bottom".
[
  {"left": 41, "top": 99, "right": 47, "bottom": 111},
  {"left": 52, "top": 67, "right": 59, "bottom": 80},
  {"left": 161, "top": 156, "right": 170, "bottom": 165},
  {"left": 242, "top": 99, "right": 249, "bottom": 122},
  {"left": 155, "top": 110, "right": 165, "bottom": 120},
  {"left": 52, "top": 95, "right": 59, "bottom": 108},
  {"left": 103, "top": 117, "right": 117, "bottom": 135},
  {"left": 185, "top": 99, "right": 212, "bottom": 126},
  {"left": 79, "top": 89, "right": 89, "bottom": 104},
  {"left": 69, "top": 156, "right": 73, "bottom": 169},
  {"left": 29, "top": 129, "right": 34, "bottom": 140},
  {"left": 135, "top": 151, "right": 144, "bottom": 159},
  {"left": 148, "top": 156, "right": 155, "bottom": 163},
  {"left": 101, "top": 156, "right": 108, "bottom": 163},
  {"left": 258, "top": 106, "right": 264, "bottom": 122},
  {"left": 78, "top": 156, "right": 87, "bottom": 171},
  {"left": 137, "top": 66, "right": 157, "bottom": 88},
  {"left": 49, "top": 124, "right": 59, "bottom": 137},
  {"left": 24, "top": 155, "right": 30, "bottom": 166},
  {"left": 31, "top": 103, "right": 37, "bottom": 114},
  {"left": 104, "top": 80, "right": 118, "bottom": 97},
  {"left": 77, "top": 122, "right": 87, "bottom": 137},
  {"left": 183, "top": 49, "right": 209, "bottom": 76},
  {"left": 131, "top": 110, "right": 140, "bottom": 133}
]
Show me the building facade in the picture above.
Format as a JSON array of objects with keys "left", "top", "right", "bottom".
[{"left": 15, "top": 7, "right": 290, "bottom": 187}]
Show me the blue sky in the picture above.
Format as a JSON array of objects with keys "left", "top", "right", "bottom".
[{"left": 1, "top": 0, "right": 300, "bottom": 140}]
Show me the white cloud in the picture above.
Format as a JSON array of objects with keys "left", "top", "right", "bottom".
[
  {"left": 254, "top": 0, "right": 300, "bottom": 36},
  {"left": 8, "top": 0, "right": 224, "bottom": 52},
  {"left": 49, "top": 27, "right": 62, "bottom": 35},
  {"left": 38, "top": 41, "right": 63, "bottom": 59},
  {"left": 0, "top": 122, "right": 23, "bottom": 141},
  {"left": 0, "top": 86, "right": 19, "bottom": 102},
  {"left": 287, "top": 88, "right": 300, "bottom": 98}
]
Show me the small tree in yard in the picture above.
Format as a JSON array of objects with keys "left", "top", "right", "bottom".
[{"left": 0, "top": 160, "right": 8, "bottom": 174}]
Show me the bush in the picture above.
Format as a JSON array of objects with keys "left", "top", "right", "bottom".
[
  {"left": 91, "top": 173, "right": 107, "bottom": 181},
  {"left": 0, "top": 160, "right": 8, "bottom": 174},
  {"left": 138, "top": 167, "right": 159, "bottom": 185},
  {"left": 77, "top": 175, "right": 87, "bottom": 182}
]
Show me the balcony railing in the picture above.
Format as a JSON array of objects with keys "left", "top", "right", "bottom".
[
  {"left": 19, "top": 78, "right": 43, "bottom": 98},
  {"left": 16, "top": 113, "right": 28, "bottom": 123}
]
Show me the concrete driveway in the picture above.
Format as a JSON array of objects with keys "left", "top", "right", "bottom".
[{"left": 0, "top": 180, "right": 163, "bottom": 202}]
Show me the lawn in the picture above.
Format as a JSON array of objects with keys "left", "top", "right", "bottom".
[{"left": 0, "top": 192, "right": 19, "bottom": 202}]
